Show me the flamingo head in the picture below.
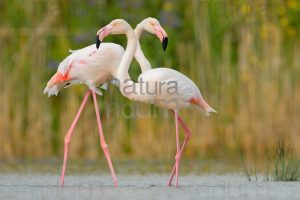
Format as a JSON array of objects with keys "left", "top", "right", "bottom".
[
  {"left": 138, "top": 17, "right": 168, "bottom": 51},
  {"left": 96, "top": 19, "right": 131, "bottom": 49}
]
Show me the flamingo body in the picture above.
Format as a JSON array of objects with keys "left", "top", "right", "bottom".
[
  {"left": 44, "top": 43, "right": 124, "bottom": 96},
  {"left": 131, "top": 68, "right": 215, "bottom": 112},
  {"left": 121, "top": 68, "right": 216, "bottom": 114}
]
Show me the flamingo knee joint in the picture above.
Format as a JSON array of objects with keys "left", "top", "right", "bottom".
[
  {"left": 101, "top": 142, "right": 108, "bottom": 149},
  {"left": 64, "top": 137, "right": 71, "bottom": 145},
  {"left": 186, "top": 133, "right": 191, "bottom": 139},
  {"left": 175, "top": 153, "right": 181, "bottom": 160}
]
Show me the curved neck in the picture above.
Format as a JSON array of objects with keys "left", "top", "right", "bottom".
[
  {"left": 134, "top": 24, "right": 152, "bottom": 72},
  {"left": 116, "top": 27, "right": 150, "bottom": 102},
  {"left": 117, "top": 29, "right": 137, "bottom": 84}
]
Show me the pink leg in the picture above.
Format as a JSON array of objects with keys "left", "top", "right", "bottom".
[
  {"left": 60, "top": 90, "right": 91, "bottom": 186},
  {"left": 167, "top": 113, "right": 192, "bottom": 186},
  {"left": 171, "top": 110, "right": 181, "bottom": 187},
  {"left": 91, "top": 91, "right": 118, "bottom": 187}
]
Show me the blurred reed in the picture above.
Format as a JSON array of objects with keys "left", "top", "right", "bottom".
[{"left": 0, "top": 0, "right": 300, "bottom": 165}]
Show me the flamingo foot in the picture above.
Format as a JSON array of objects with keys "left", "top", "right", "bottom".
[
  {"left": 102, "top": 144, "right": 118, "bottom": 187},
  {"left": 174, "top": 153, "right": 181, "bottom": 187},
  {"left": 167, "top": 165, "right": 176, "bottom": 186}
]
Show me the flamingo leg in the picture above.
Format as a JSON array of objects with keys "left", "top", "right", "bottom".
[
  {"left": 60, "top": 90, "right": 91, "bottom": 186},
  {"left": 91, "top": 91, "right": 118, "bottom": 187},
  {"left": 170, "top": 110, "right": 181, "bottom": 187},
  {"left": 167, "top": 113, "right": 192, "bottom": 186}
]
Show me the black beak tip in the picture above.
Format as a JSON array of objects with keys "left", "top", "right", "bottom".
[
  {"left": 96, "top": 35, "right": 101, "bottom": 49},
  {"left": 162, "top": 37, "right": 168, "bottom": 52}
]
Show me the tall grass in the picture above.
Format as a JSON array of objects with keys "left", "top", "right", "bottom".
[
  {"left": 265, "top": 139, "right": 300, "bottom": 181},
  {"left": 0, "top": 0, "right": 300, "bottom": 162},
  {"left": 273, "top": 139, "right": 299, "bottom": 181}
]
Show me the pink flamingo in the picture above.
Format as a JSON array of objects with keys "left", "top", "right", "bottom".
[
  {"left": 97, "top": 19, "right": 217, "bottom": 187},
  {"left": 44, "top": 18, "right": 168, "bottom": 187}
]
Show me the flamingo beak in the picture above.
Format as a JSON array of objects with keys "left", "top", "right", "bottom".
[
  {"left": 96, "top": 25, "right": 113, "bottom": 49},
  {"left": 154, "top": 25, "right": 168, "bottom": 51},
  {"left": 96, "top": 35, "right": 101, "bottom": 49},
  {"left": 162, "top": 37, "right": 168, "bottom": 51}
]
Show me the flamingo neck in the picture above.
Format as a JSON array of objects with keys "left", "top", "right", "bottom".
[
  {"left": 116, "top": 29, "right": 137, "bottom": 85},
  {"left": 116, "top": 28, "right": 150, "bottom": 102},
  {"left": 134, "top": 24, "right": 152, "bottom": 72}
]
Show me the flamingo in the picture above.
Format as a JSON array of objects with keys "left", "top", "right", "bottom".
[
  {"left": 97, "top": 19, "right": 217, "bottom": 187},
  {"left": 44, "top": 18, "right": 168, "bottom": 187}
]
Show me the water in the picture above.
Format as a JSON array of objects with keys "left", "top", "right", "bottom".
[{"left": 0, "top": 173, "right": 299, "bottom": 200}]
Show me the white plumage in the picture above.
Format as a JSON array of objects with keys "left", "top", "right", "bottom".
[
  {"left": 44, "top": 18, "right": 167, "bottom": 97},
  {"left": 44, "top": 43, "right": 124, "bottom": 96}
]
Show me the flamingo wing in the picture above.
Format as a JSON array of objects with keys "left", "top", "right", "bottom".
[{"left": 44, "top": 43, "right": 124, "bottom": 97}]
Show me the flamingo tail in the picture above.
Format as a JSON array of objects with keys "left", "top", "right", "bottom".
[
  {"left": 200, "top": 99, "right": 217, "bottom": 115},
  {"left": 190, "top": 97, "right": 217, "bottom": 115},
  {"left": 44, "top": 72, "right": 69, "bottom": 97}
]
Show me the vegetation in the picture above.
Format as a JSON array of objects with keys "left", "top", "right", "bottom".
[
  {"left": 0, "top": 0, "right": 300, "bottom": 168},
  {"left": 264, "top": 139, "right": 300, "bottom": 181}
]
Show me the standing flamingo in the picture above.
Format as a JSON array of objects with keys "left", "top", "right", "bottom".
[
  {"left": 97, "top": 19, "right": 217, "bottom": 187},
  {"left": 44, "top": 18, "right": 168, "bottom": 187}
]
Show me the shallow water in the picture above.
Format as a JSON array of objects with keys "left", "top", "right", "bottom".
[{"left": 0, "top": 173, "right": 299, "bottom": 200}]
